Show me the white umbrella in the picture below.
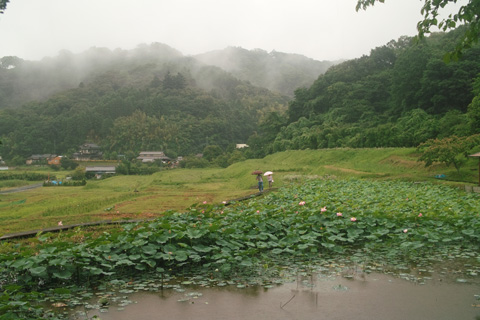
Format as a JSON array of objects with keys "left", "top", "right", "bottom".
[{"left": 264, "top": 171, "right": 273, "bottom": 176}]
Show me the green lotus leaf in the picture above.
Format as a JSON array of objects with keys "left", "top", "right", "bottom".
[
  {"left": 29, "top": 266, "right": 47, "bottom": 276},
  {"left": 53, "top": 270, "right": 73, "bottom": 280}
]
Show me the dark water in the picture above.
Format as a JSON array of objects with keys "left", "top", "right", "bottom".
[{"left": 73, "top": 273, "right": 480, "bottom": 320}]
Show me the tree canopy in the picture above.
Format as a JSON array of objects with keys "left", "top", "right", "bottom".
[
  {"left": 249, "top": 28, "right": 480, "bottom": 156},
  {"left": 356, "top": 0, "right": 480, "bottom": 59},
  {"left": 0, "top": 0, "right": 8, "bottom": 14}
]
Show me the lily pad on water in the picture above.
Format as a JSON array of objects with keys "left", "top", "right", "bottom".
[{"left": 332, "top": 284, "right": 348, "bottom": 291}]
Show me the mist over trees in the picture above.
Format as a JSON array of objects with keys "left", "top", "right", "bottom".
[
  {"left": 0, "top": 43, "right": 294, "bottom": 161},
  {"left": 195, "top": 47, "right": 336, "bottom": 97},
  {"left": 1, "top": 27, "right": 480, "bottom": 164}
]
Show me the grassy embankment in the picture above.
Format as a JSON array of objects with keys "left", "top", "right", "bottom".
[{"left": 0, "top": 148, "right": 477, "bottom": 236}]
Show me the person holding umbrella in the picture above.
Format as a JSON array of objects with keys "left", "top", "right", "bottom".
[
  {"left": 264, "top": 171, "right": 273, "bottom": 188},
  {"left": 252, "top": 170, "right": 264, "bottom": 192}
]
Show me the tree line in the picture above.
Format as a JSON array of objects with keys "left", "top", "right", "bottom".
[{"left": 247, "top": 27, "right": 480, "bottom": 158}]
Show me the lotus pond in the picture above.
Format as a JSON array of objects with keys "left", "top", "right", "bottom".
[{"left": 1, "top": 178, "right": 479, "bottom": 319}]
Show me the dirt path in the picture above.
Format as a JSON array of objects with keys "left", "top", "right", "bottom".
[{"left": 0, "top": 183, "right": 43, "bottom": 194}]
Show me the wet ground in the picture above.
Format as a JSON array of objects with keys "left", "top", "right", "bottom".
[{"left": 71, "top": 271, "right": 480, "bottom": 320}]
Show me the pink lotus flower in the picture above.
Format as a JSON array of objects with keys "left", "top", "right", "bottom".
[
  {"left": 418, "top": 213, "right": 423, "bottom": 217},
  {"left": 203, "top": 201, "right": 207, "bottom": 204},
  {"left": 58, "top": 221, "right": 63, "bottom": 226},
  {"left": 256, "top": 210, "right": 260, "bottom": 213},
  {"left": 336, "top": 212, "right": 342, "bottom": 217},
  {"left": 403, "top": 229, "right": 408, "bottom": 233},
  {"left": 299, "top": 201, "right": 306, "bottom": 206},
  {"left": 350, "top": 217, "right": 356, "bottom": 222},
  {"left": 222, "top": 201, "right": 227, "bottom": 204},
  {"left": 321, "top": 206, "right": 327, "bottom": 212}
]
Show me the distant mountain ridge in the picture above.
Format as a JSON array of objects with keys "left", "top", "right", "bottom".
[
  {"left": 0, "top": 43, "right": 337, "bottom": 109},
  {"left": 195, "top": 47, "right": 337, "bottom": 96}
]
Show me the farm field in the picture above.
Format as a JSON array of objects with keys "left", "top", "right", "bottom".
[{"left": 0, "top": 148, "right": 478, "bottom": 236}]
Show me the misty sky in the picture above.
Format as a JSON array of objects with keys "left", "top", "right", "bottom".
[{"left": 0, "top": 0, "right": 466, "bottom": 62}]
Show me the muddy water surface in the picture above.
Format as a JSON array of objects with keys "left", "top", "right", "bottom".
[{"left": 77, "top": 273, "right": 480, "bottom": 320}]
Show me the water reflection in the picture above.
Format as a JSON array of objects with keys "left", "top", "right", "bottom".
[{"left": 72, "top": 272, "right": 480, "bottom": 320}]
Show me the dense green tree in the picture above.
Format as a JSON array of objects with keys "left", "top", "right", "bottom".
[
  {"left": 467, "top": 75, "right": 480, "bottom": 133},
  {"left": 60, "top": 157, "right": 78, "bottom": 170},
  {"left": 390, "top": 44, "right": 431, "bottom": 115},
  {"left": 0, "top": 0, "right": 8, "bottom": 14},
  {"left": 356, "top": 0, "right": 480, "bottom": 59},
  {"left": 202, "top": 145, "right": 223, "bottom": 162},
  {"left": 417, "top": 134, "right": 480, "bottom": 172}
]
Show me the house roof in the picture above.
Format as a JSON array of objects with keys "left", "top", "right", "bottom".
[
  {"left": 80, "top": 143, "right": 101, "bottom": 149},
  {"left": 85, "top": 166, "right": 116, "bottom": 172},
  {"left": 137, "top": 151, "right": 170, "bottom": 161},
  {"left": 138, "top": 151, "right": 166, "bottom": 156},
  {"left": 28, "top": 154, "right": 57, "bottom": 160}
]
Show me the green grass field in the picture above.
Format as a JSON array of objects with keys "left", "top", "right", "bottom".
[{"left": 0, "top": 148, "right": 478, "bottom": 236}]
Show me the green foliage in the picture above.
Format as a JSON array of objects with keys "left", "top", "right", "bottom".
[
  {"left": 202, "top": 145, "right": 223, "bottom": 162},
  {"left": 270, "top": 30, "right": 480, "bottom": 153},
  {"left": 163, "top": 72, "right": 186, "bottom": 90},
  {"left": 0, "top": 0, "right": 8, "bottom": 14},
  {"left": 60, "top": 157, "right": 78, "bottom": 170},
  {"left": 0, "top": 285, "right": 61, "bottom": 320},
  {"left": 417, "top": 134, "right": 480, "bottom": 172},
  {"left": 356, "top": 0, "right": 480, "bottom": 59},
  {"left": 467, "top": 77, "right": 480, "bottom": 132},
  {"left": 0, "top": 178, "right": 478, "bottom": 308},
  {"left": 71, "top": 167, "right": 86, "bottom": 181},
  {"left": 0, "top": 172, "right": 51, "bottom": 181},
  {"left": 180, "top": 156, "right": 211, "bottom": 168}
]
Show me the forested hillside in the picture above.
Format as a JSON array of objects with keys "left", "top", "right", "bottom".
[
  {"left": 195, "top": 47, "right": 336, "bottom": 96},
  {"left": 247, "top": 27, "right": 480, "bottom": 157},
  {"left": 0, "top": 43, "right": 290, "bottom": 161}
]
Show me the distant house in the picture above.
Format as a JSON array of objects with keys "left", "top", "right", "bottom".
[
  {"left": 236, "top": 144, "right": 249, "bottom": 149},
  {"left": 48, "top": 156, "right": 62, "bottom": 165},
  {"left": 26, "top": 154, "right": 57, "bottom": 165},
  {"left": 137, "top": 151, "right": 171, "bottom": 163},
  {"left": 85, "top": 166, "right": 116, "bottom": 179},
  {"left": 72, "top": 143, "right": 103, "bottom": 161}
]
